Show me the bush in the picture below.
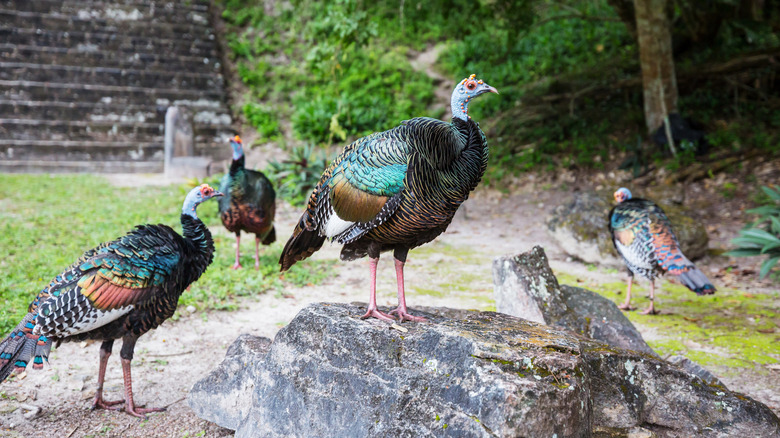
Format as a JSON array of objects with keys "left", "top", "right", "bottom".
[
  {"left": 265, "top": 144, "right": 331, "bottom": 207},
  {"left": 243, "top": 103, "right": 280, "bottom": 139},
  {"left": 726, "top": 185, "right": 780, "bottom": 279}
]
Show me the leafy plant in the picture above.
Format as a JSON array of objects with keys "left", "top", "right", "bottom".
[
  {"left": 265, "top": 143, "right": 330, "bottom": 207},
  {"left": 726, "top": 185, "right": 780, "bottom": 278},
  {"left": 243, "top": 102, "right": 280, "bottom": 139}
]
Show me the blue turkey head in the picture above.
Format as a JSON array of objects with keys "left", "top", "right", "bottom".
[
  {"left": 229, "top": 135, "right": 244, "bottom": 160},
  {"left": 614, "top": 187, "right": 632, "bottom": 203},
  {"left": 182, "top": 184, "right": 224, "bottom": 218},
  {"left": 451, "top": 74, "right": 498, "bottom": 121}
]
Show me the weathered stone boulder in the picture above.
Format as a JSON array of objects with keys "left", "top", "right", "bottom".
[
  {"left": 189, "top": 303, "right": 780, "bottom": 438},
  {"left": 546, "top": 190, "right": 708, "bottom": 267},
  {"left": 188, "top": 334, "right": 272, "bottom": 430},
  {"left": 493, "top": 246, "right": 656, "bottom": 356}
]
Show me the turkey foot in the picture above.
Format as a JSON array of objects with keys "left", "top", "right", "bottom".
[
  {"left": 230, "top": 262, "right": 243, "bottom": 270},
  {"left": 92, "top": 395, "right": 124, "bottom": 411},
  {"left": 360, "top": 307, "right": 395, "bottom": 322},
  {"left": 618, "top": 302, "right": 635, "bottom": 311},
  {"left": 124, "top": 403, "right": 166, "bottom": 419},
  {"left": 641, "top": 305, "right": 659, "bottom": 315},
  {"left": 389, "top": 307, "right": 427, "bottom": 323}
]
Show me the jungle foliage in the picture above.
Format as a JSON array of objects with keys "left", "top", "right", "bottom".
[{"left": 219, "top": 0, "right": 779, "bottom": 188}]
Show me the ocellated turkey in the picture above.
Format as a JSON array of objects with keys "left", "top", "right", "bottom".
[
  {"left": 280, "top": 74, "right": 498, "bottom": 322},
  {"left": 219, "top": 135, "right": 276, "bottom": 269},
  {"left": 609, "top": 187, "right": 716, "bottom": 314},
  {"left": 0, "top": 184, "right": 223, "bottom": 417}
]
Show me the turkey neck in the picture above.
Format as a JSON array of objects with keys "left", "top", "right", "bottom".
[
  {"left": 180, "top": 213, "right": 215, "bottom": 280},
  {"left": 422, "top": 117, "right": 482, "bottom": 171},
  {"left": 229, "top": 155, "right": 246, "bottom": 175}
]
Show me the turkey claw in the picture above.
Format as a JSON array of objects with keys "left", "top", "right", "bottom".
[
  {"left": 125, "top": 405, "right": 166, "bottom": 419},
  {"left": 617, "top": 303, "right": 635, "bottom": 311},
  {"left": 360, "top": 308, "right": 395, "bottom": 322},
  {"left": 92, "top": 394, "right": 124, "bottom": 411},
  {"left": 388, "top": 308, "right": 427, "bottom": 322}
]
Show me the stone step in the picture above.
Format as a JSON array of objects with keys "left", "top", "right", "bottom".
[
  {"left": 0, "top": 44, "right": 221, "bottom": 72},
  {"left": 0, "top": 27, "right": 218, "bottom": 59},
  {"left": 0, "top": 159, "right": 165, "bottom": 173},
  {"left": 0, "top": 100, "right": 232, "bottom": 126},
  {"left": 0, "top": 139, "right": 163, "bottom": 161},
  {"left": 0, "top": 80, "right": 227, "bottom": 107},
  {"left": 0, "top": 10, "right": 215, "bottom": 40},
  {"left": 0, "top": 119, "right": 230, "bottom": 143},
  {"left": 2, "top": 0, "right": 210, "bottom": 21},
  {"left": 0, "top": 119, "right": 165, "bottom": 142},
  {"left": 0, "top": 100, "right": 161, "bottom": 122},
  {"left": 0, "top": 62, "right": 224, "bottom": 91},
  {"left": 1, "top": 139, "right": 226, "bottom": 164}
]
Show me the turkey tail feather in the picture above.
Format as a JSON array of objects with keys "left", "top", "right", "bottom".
[
  {"left": 0, "top": 314, "right": 52, "bottom": 382},
  {"left": 674, "top": 267, "right": 716, "bottom": 295},
  {"left": 279, "top": 220, "right": 325, "bottom": 272}
]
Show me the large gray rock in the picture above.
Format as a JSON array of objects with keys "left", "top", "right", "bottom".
[
  {"left": 546, "top": 190, "right": 708, "bottom": 267},
  {"left": 188, "top": 334, "right": 272, "bottom": 430},
  {"left": 189, "top": 303, "right": 780, "bottom": 438},
  {"left": 494, "top": 246, "right": 656, "bottom": 355}
]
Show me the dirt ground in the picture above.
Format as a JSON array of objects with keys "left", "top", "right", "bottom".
[{"left": 1, "top": 167, "right": 778, "bottom": 437}]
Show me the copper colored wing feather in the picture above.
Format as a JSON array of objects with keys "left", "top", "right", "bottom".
[
  {"left": 330, "top": 173, "right": 389, "bottom": 223},
  {"left": 78, "top": 272, "right": 157, "bottom": 310}
]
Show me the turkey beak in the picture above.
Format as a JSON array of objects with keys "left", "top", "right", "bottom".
[
  {"left": 487, "top": 86, "right": 499, "bottom": 95},
  {"left": 214, "top": 191, "right": 225, "bottom": 198}
]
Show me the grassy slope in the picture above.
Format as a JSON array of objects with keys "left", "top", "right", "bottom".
[{"left": 0, "top": 174, "right": 331, "bottom": 335}]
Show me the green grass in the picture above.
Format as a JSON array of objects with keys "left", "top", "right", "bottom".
[
  {"left": 556, "top": 272, "right": 780, "bottom": 368},
  {"left": 0, "top": 174, "right": 332, "bottom": 335}
]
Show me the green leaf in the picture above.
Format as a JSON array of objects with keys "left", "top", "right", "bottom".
[
  {"left": 770, "top": 216, "right": 780, "bottom": 235},
  {"left": 730, "top": 237, "right": 767, "bottom": 248},
  {"left": 759, "top": 256, "right": 780, "bottom": 279},
  {"left": 723, "top": 248, "right": 762, "bottom": 257},
  {"left": 739, "top": 228, "right": 780, "bottom": 243},
  {"left": 745, "top": 206, "right": 780, "bottom": 217},
  {"left": 761, "top": 185, "right": 780, "bottom": 201},
  {"left": 760, "top": 241, "right": 780, "bottom": 254}
]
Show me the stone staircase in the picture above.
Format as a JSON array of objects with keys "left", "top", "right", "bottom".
[{"left": 0, "top": 0, "right": 233, "bottom": 173}]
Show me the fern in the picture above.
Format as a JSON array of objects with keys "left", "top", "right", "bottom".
[{"left": 726, "top": 185, "right": 780, "bottom": 279}]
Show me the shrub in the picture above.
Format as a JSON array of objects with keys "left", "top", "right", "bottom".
[
  {"left": 726, "top": 185, "right": 780, "bottom": 279},
  {"left": 265, "top": 143, "right": 330, "bottom": 207}
]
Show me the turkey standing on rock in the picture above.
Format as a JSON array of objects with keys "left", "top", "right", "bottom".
[
  {"left": 219, "top": 135, "right": 276, "bottom": 270},
  {"left": 609, "top": 187, "right": 715, "bottom": 314},
  {"left": 0, "top": 184, "right": 223, "bottom": 418},
  {"left": 279, "top": 74, "right": 498, "bottom": 322}
]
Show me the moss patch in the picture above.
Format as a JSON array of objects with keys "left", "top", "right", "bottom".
[
  {"left": 556, "top": 272, "right": 780, "bottom": 368},
  {"left": 406, "top": 241, "right": 495, "bottom": 311}
]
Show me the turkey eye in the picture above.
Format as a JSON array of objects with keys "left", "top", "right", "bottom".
[{"left": 466, "top": 81, "right": 477, "bottom": 90}]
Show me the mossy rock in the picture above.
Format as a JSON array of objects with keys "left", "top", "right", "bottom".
[{"left": 546, "top": 190, "right": 708, "bottom": 267}]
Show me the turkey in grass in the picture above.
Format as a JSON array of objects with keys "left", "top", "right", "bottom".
[
  {"left": 279, "top": 75, "right": 498, "bottom": 322},
  {"left": 609, "top": 187, "right": 715, "bottom": 314},
  {"left": 219, "top": 135, "right": 277, "bottom": 270},
  {"left": 0, "top": 184, "right": 223, "bottom": 418}
]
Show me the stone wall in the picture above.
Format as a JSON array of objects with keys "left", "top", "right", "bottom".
[{"left": 0, "top": 0, "right": 233, "bottom": 173}]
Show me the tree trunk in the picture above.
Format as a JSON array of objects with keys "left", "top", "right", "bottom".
[{"left": 634, "top": 0, "right": 678, "bottom": 133}]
